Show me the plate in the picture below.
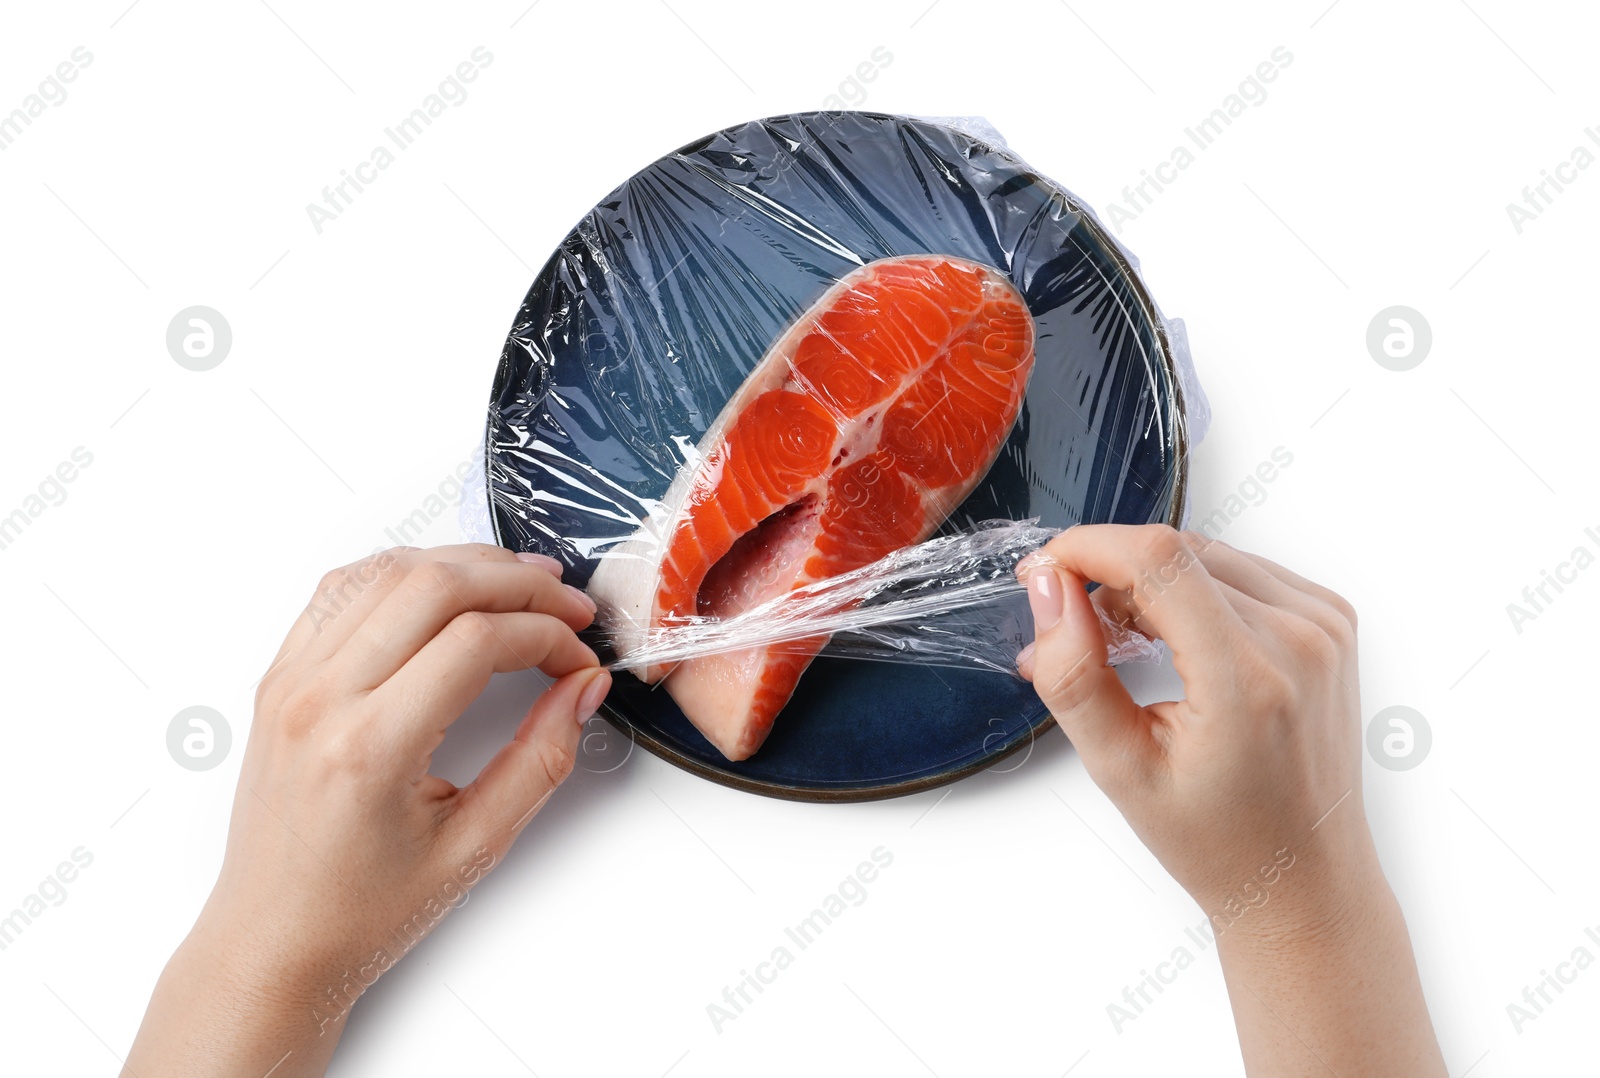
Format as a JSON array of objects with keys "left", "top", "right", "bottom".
[{"left": 487, "top": 112, "right": 1187, "bottom": 802}]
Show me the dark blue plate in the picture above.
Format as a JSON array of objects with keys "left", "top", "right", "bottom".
[{"left": 486, "top": 112, "right": 1187, "bottom": 802}]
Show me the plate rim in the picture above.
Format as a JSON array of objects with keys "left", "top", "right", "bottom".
[{"left": 598, "top": 708, "right": 1062, "bottom": 804}]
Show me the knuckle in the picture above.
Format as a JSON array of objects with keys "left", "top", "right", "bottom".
[
  {"left": 316, "top": 550, "right": 410, "bottom": 606},
  {"left": 1301, "top": 622, "right": 1341, "bottom": 665},
  {"left": 1319, "top": 612, "right": 1356, "bottom": 654},
  {"left": 1312, "top": 630, "right": 1342, "bottom": 666},
  {"left": 359, "top": 550, "right": 409, "bottom": 589},
  {"left": 274, "top": 675, "right": 339, "bottom": 738},
  {"left": 1131, "top": 526, "right": 1194, "bottom": 600},
  {"left": 1036, "top": 644, "right": 1101, "bottom": 716},
  {"left": 313, "top": 562, "right": 348, "bottom": 594},
  {"left": 255, "top": 649, "right": 290, "bottom": 688},
  {"left": 527, "top": 613, "right": 577, "bottom": 661},
  {"left": 532, "top": 738, "right": 577, "bottom": 791},
  {"left": 1324, "top": 590, "right": 1359, "bottom": 634},
  {"left": 408, "top": 560, "right": 460, "bottom": 598},
  {"left": 1277, "top": 612, "right": 1340, "bottom": 669},
  {"left": 305, "top": 566, "right": 356, "bottom": 607},
  {"left": 317, "top": 725, "right": 374, "bottom": 774},
  {"left": 446, "top": 611, "right": 497, "bottom": 650},
  {"left": 1137, "top": 525, "right": 1189, "bottom": 572}
]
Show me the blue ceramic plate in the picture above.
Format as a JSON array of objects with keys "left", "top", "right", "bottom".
[{"left": 487, "top": 112, "right": 1186, "bottom": 802}]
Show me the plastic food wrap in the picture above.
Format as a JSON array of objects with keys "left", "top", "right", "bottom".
[
  {"left": 484, "top": 112, "right": 1198, "bottom": 790},
  {"left": 604, "top": 520, "right": 1161, "bottom": 677}
]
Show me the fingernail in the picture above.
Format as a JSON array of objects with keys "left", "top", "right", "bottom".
[
  {"left": 576, "top": 670, "right": 611, "bottom": 724},
  {"left": 565, "top": 584, "right": 598, "bottom": 613},
  {"left": 1016, "top": 642, "right": 1035, "bottom": 671},
  {"left": 1028, "top": 569, "right": 1064, "bottom": 632},
  {"left": 515, "top": 551, "right": 564, "bottom": 575}
]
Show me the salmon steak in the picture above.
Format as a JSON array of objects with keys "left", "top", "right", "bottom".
[{"left": 588, "top": 254, "right": 1036, "bottom": 760}]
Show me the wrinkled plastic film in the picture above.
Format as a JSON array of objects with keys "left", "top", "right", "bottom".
[
  {"left": 485, "top": 112, "right": 1195, "bottom": 692},
  {"left": 603, "top": 521, "right": 1161, "bottom": 677}
]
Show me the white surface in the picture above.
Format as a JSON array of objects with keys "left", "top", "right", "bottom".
[{"left": 1, "top": 1, "right": 1595, "bottom": 1075}]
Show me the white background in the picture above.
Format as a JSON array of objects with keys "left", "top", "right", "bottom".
[{"left": 2, "top": 1, "right": 1595, "bottom": 1074}]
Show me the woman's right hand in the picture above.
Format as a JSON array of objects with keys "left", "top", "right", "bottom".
[
  {"left": 1018, "top": 524, "right": 1368, "bottom": 920},
  {"left": 1018, "top": 525, "right": 1445, "bottom": 1076}
]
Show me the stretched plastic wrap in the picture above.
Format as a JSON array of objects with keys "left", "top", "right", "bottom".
[
  {"left": 483, "top": 111, "right": 1199, "bottom": 793},
  {"left": 604, "top": 521, "right": 1161, "bottom": 677}
]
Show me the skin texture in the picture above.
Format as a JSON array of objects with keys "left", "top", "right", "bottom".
[
  {"left": 1017, "top": 525, "right": 1446, "bottom": 1076},
  {"left": 123, "top": 543, "right": 611, "bottom": 1078},
  {"left": 126, "top": 526, "right": 1445, "bottom": 1076}
]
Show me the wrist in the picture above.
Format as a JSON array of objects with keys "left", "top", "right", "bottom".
[
  {"left": 1201, "top": 831, "right": 1447, "bottom": 1076},
  {"left": 176, "top": 905, "right": 360, "bottom": 1044},
  {"left": 1208, "top": 835, "right": 1392, "bottom": 967},
  {"left": 1173, "top": 806, "right": 1386, "bottom": 949},
  {"left": 127, "top": 927, "right": 347, "bottom": 1078}
]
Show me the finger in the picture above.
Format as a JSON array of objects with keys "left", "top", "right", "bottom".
[
  {"left": 1178, "top": 532, "right": 1308, "bottom": 612},
  {"left": 269, "top": 547, "right": 419, "bottom": 670},
  {"left": 293, "top": 544, "right": 562, "bottom": 669},
  {"left": 455, "top": 667, "right": 611, "bottom": 849},
  {"left": 1023, "top": 564, "right": 1157, "bottom": 779},
  {"left": 1179, "top": 534, "right": 1359, "bottom": 658},
  {"left": 373, "top": 611, "right": 599, "bottom": 761},
  {"left": 1021, "top": 525, "right": 1247, "bottom": 669},
  {"left": 1091, "top": 569, "right": 1289, "bottom": 649},
  {"left": 1225, "top": 543, "right": 1359, "bottom": 633},
  {"left": 337, "top": 560, "right": 596, "bottom": 689}
]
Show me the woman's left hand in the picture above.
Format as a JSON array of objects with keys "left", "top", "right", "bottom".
[{"left": 125, "top": 543, "right": 610, "bottom": 1078}]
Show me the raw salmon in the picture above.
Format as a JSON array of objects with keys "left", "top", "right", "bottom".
[{"left": 589, "top": 255, "right": 1035, "bottom": 760}]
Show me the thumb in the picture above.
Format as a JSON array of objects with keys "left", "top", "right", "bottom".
[
  {"left": 1023, "top": 564, "right": 1152, "bottom": 779},
  {"left": 460, "top": 666, "right": 611, "bottom": 849}
]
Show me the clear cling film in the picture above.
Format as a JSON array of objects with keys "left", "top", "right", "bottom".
[
  {"left": 602, "top": 520, "right": 1162, "bottom": 678},
  {"left": 482, "top": 112, "right": 1201, "bottom": 778}
]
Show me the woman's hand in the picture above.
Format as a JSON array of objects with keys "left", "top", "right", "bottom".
[
  {"left": 1019, "top": 525, "right": 1445, "bottom": 1076},
  {"left": 125, "top": 543, "right": 611, "bottom": 1078},
  {"left": 1019, "top": 525, "right": 1365, "bottom": 916}
]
